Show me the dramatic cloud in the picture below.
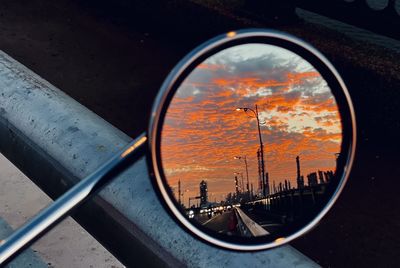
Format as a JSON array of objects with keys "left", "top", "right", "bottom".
[{"left": 161, "top": 44, "right": 342, "bottom": 206}]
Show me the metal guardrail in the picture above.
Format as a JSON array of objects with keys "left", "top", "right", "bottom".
[
  {"left": 0, "top": 50, "right": 319, "bottom": 267},
  {"left": 235, "top": 208, "right": 269, "bottom": 237},
  {"left": 0, "top": 219, "right": 47, "bottom": 268}
]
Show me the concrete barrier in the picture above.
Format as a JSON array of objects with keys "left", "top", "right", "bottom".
[{"left": 0, "top": 49, "right": 320, "bottom": 267}]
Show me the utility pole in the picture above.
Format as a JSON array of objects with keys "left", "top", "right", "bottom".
[
  {"left": 236, "top": 105, "right": 269, "bottom": 196},
  {"left": 255, "top": 104, "right": 268, "bottom": 197},
  {"left": 244, "top": 156, "right": 250, "bottom": 193}
]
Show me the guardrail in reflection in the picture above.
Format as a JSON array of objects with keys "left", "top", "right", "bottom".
[{"left": 234, "top": 207, "right": 269, "bottom": 237}]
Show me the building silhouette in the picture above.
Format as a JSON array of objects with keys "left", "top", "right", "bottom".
[
  {"left": 265, "top": 172, "right": 270, "bottom": 196},
  {"left": 199, "top": 180, "right": 208, "bottom": 207},
  {"left": 318, "top": 170, "right": 325, "bottom": 184},
  {"left": 307, "top": 172, "right": 318, "bottom": 187},
  {"left": 324, "top": 170, "right": 334, "bottom": 183}
]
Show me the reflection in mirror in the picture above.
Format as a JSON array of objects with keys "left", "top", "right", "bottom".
[{"left": 161, "top": 44, "right": 342, "bottom": 239}]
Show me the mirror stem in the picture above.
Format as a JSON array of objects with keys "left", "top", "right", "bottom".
[{"left": 0, "top": 133, "right": 148, "bottom": 265}]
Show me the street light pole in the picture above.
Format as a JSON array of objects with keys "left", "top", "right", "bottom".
[
  {"left": 255, "top": 105, "right": 268, "bottom": 197},
  {"left": 236, "top": 105, "right": 269, "bottom": 197}
]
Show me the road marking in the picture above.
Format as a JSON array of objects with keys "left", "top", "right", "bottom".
[{"left": 202, "top": 215, "right": 217, "bottom": 226}]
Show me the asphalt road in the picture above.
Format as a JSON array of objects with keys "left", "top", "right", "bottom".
[
  {"left": 0, "top": 0, "right": 399, "bottom": 266},
  {"left": 202, "top": 211, "right": 239, "bottom": 236}
]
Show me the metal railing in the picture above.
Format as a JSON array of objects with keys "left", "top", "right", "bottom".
[
  {"left": 0, "top": 50, "right": 319, "bottom": 267},
  {"left": 235, "top": 208, "right": 269, "bottom": 237}
]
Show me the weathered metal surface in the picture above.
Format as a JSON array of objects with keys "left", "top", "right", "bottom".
[{"left": 0, "top": 50, "right": 319, "bottom": 267}]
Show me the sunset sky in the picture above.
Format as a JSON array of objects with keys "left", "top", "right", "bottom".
[{"left": 161, "top": 44, "right": 342, "bottom": 207}]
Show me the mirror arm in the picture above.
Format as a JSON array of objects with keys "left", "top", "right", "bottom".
[{"left": 0, "top": 133, "right": 148, "bottom": 265}]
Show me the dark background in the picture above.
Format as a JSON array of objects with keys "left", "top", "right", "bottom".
[{"left": 0, "top": 0, "right": 399, "bottom": 266}]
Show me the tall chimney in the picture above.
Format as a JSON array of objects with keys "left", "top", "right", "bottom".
[
  {"left": 296, "top": 155, "right": 301, "bottom": 179},
  {"left": 296, "top": 156, "right": 304, "bottom": 189}
]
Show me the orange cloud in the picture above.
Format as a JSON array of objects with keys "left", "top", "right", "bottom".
[{"left": 161, "top": 59, "right": 341, "bottom": 207}]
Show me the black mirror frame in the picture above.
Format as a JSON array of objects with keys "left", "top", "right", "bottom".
[{"left": 148, "top": 29, "right": 357, "bottom": 251}]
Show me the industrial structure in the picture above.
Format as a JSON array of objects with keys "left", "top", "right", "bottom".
[{"left": 199, "top": 180, "right": 208, "bottom": 207}]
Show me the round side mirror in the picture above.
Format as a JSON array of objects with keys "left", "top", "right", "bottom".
[
  {"left": 0, "top": 29, "right": 357, "bottom": 264},
  {"left": 149, "top": 29, "right": 356, "bottom": 250}
]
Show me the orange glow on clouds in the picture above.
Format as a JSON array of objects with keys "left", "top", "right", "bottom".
[{"left": 161, "top": 44, "right": 342, "bottom": 206}]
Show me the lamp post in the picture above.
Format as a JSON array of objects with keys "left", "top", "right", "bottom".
[
  {"left": 234, "top": 156, "right": 250, "bottom": 194},
  {"left": 236, "top": 105, "right": 269, "bottom": 197}
]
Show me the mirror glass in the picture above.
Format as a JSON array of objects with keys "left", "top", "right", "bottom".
[{"left": 160, "top": 43, "right": 342, "bottom": 239}]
